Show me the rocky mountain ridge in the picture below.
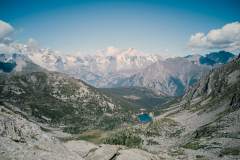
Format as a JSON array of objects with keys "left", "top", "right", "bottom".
[
  {"left": 4, "top": 44, "right": 161, "bottom": 87},
  {"left": 2, "top": 42, "right": 235, "bottom": 97},
  {"left": 0, "top": 54, "right": 239, "bottom": 159},
  {"left": 115, "top": 51, "right": 235, "bottom": 96},
  {"left": 104, "top": 55, "right": 240, "bottom": 159},
  {"left": 115, "top": 57, "right": 209, "bottom": 96},
  {"left": 0, "top": 54, "right": 134, "bottom": 134}
]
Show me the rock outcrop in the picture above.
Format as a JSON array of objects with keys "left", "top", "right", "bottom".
[
  {"left": 104, "top": 56, "right": 240, "bottom": 159},
  {"left": 0, "top": 105, "right": 84, "bottom": 160},
  {"left": 0, "top": 105, "right": 160, "bottom": 160}
]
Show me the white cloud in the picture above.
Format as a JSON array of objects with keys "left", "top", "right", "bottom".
[
  {"left": 27, "top": 38, "right": 39, "bottom": 48},
  {"left": 0, "top": 20, "right": 14, "bottom": 39},
  {"left": 106, "top": 46, "right": 120, "bottom": 54},
  {"left": 0, "top": 42, "right": 18, "bottom": 54},
  {"left": 188, "top": 22, "right": 240, "bottom": 52}
]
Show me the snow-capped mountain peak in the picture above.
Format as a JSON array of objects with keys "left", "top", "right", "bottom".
[
  {"left": 96, "top": 46, "right": 145, "bottom": 57},
  {"left": 1, "top": 43, "right": 162, "bottom": 87}
]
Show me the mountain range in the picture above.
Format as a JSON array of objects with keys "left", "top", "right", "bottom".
[
  {"left": 0, "top": 50, "right": 239, "bottom": 160},
  {"left": 0, "top": 53, "right": 135, "bottom": 134},
  {"left": 0, "top": 43, "right": 235, "bottom": 97},
  {"left": 104, "top": 54, "right": 240, "bottom": 159}
]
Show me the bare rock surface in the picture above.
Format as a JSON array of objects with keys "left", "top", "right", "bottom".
[
  {"left": 0, "top": 106, "right": 83, "bottom": 160},
  {"left": 85, "top": 144, "right": 120, "bottom": 160},
  {"left": 64, "top": 140, "right": 99, "bottom": 157},
  {"left": 116, "top": 149, "right": 160, "bottom": 160},
  {"left": 0, "top": 105, "right": 157, "bottom": 160}
]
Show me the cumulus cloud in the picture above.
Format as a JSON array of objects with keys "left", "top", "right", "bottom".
[
  {"left": 188, "top": 22, "right": 240, "bottom": 52},
  {"left": 27, "top": 38, "right": 39, "bottom": 48},
  {"left": 0, "top": 43, "right": 17, "bottom": 53},
  {"left": 0, "top": 20, "right": 14, "bottom": 39}
]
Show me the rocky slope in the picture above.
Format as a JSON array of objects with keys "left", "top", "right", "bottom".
[
  {"left": 116, "top": 51, "right": 235, "bottom": 97},
  {"left": 101, "top": 87, "right": 174, "bottom": 110},
  {"left": 116, "top": 57, "right": 210, "bottom": 96},
  {"left": 0, "top": 105, "right": 161, "bottom": 160},
  {"left": 105, "top": 55, "right": 240, "bottom": 159},
  {"left": 2, "top": 42, "right": 235, "bottom": 97},
  {"left": 0, "top": 52, "right": 239, "bottom": 159},
  {"left": 0, "top": 53, "right": 134, "bottom": 134}
]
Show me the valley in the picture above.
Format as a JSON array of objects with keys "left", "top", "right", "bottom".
[
  {"left": 102, "top": 55, "right": 240, "bottom": 159},
  {"left": 100, "top": 87, "right": 175, "bottom": 111},
  {"left": 1, "top": 1, "right": 240, "bottom": 159},
  {"left": 0, "top": 51, "right": 239, "bottom": 160}
]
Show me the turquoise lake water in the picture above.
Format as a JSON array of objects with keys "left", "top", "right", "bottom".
[{"left": 138, "top": 113, "right": 152, "bottom": 123}]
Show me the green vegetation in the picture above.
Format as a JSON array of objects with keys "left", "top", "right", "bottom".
[
  {"left": 219, "top": 132, "right": 240, "bottom": 139},
  {"left": 103, "top": 128, "right": 143, "bottom": 148},
  {"left": 195, "top": 155, "right": 209, "bottom": 160},
  {"left": 144, "top": 118, "right": 184, "bottom": 137},
  {"left": 76, "top": 130, "right": 107, "bottom": 144},
  {"left": 146, "top": 139, "right": 159, "bottom": 145},
  {"left": 194, "top": 125, "right": 218, "bottom": 138},
  {"left": 220, "top": 147, "right": 240, "bottom": 155},
  {"left": 101, "top": 87, "right": 174, "bottom": 111},
  {"left": 182, "top": 141, "right": 207, "bottom": 150},
  {"left": 169, "top": 148, "right": 185, "bottom": 156},
  {"left": 0, "top": 71, "right": 134, "bottom": 134}
]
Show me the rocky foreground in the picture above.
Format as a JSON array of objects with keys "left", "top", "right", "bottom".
[{"left": 0, "top": 105, "right": 159, "bottom": 160}]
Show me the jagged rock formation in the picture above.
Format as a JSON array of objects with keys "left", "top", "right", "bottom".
[
  {"left": 105, "top": 56, "right": 240, "bottom": 159},
  {"left": 116, "top": 51, "right": 235, "bottom": 96},
  {"left": 1, "top": 43, "right": 235, "bottom": 97},
  {"left": 117, "top": 57, "right": 210, "bottom": 96},
  {"left": 2, "top": 45, "right": 161, "bottom": 87}
]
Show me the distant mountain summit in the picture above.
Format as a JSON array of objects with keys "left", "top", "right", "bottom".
[
  {"left": 1, "top": 43, "right": 236, "bottom": 97},
  {"left": 0, "top": 53, "right": 42, "bottom": 73},
  {"left": 118, "top": 51, "right": 236, "bottom": 96},
  {"left": 116, "top": 57, "right": 210, "bottom": 96},
  {"left": 185, "top": 50, "right": 235, "bottom": 66},
  {"left": 3, "top": 44, "right": 162, "bottom": 87},
  {"left": 205, "top": 50, "right": 235, "bottom": 64}
]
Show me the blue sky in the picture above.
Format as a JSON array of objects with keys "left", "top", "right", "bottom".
[{"left": 1, "top": 0, "right": 240, "bottom": 56}]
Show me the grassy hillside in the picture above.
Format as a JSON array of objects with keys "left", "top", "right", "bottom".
[
  {"left": 0, "top": 70, "right": 135, "bottom": 134},
  {"left": 101, "top": 87, "right": 175, "bottom": 111}
]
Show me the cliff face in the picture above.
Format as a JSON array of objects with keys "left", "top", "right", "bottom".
[
  {"left": 184, "top": 54, "right": 240, "bottom": 105},
  {"left": 104, "top": 56, "right": 240, "bottom": 159},
  {"left": 152, "top": 55, "right": 240, "bottom": 159}
]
